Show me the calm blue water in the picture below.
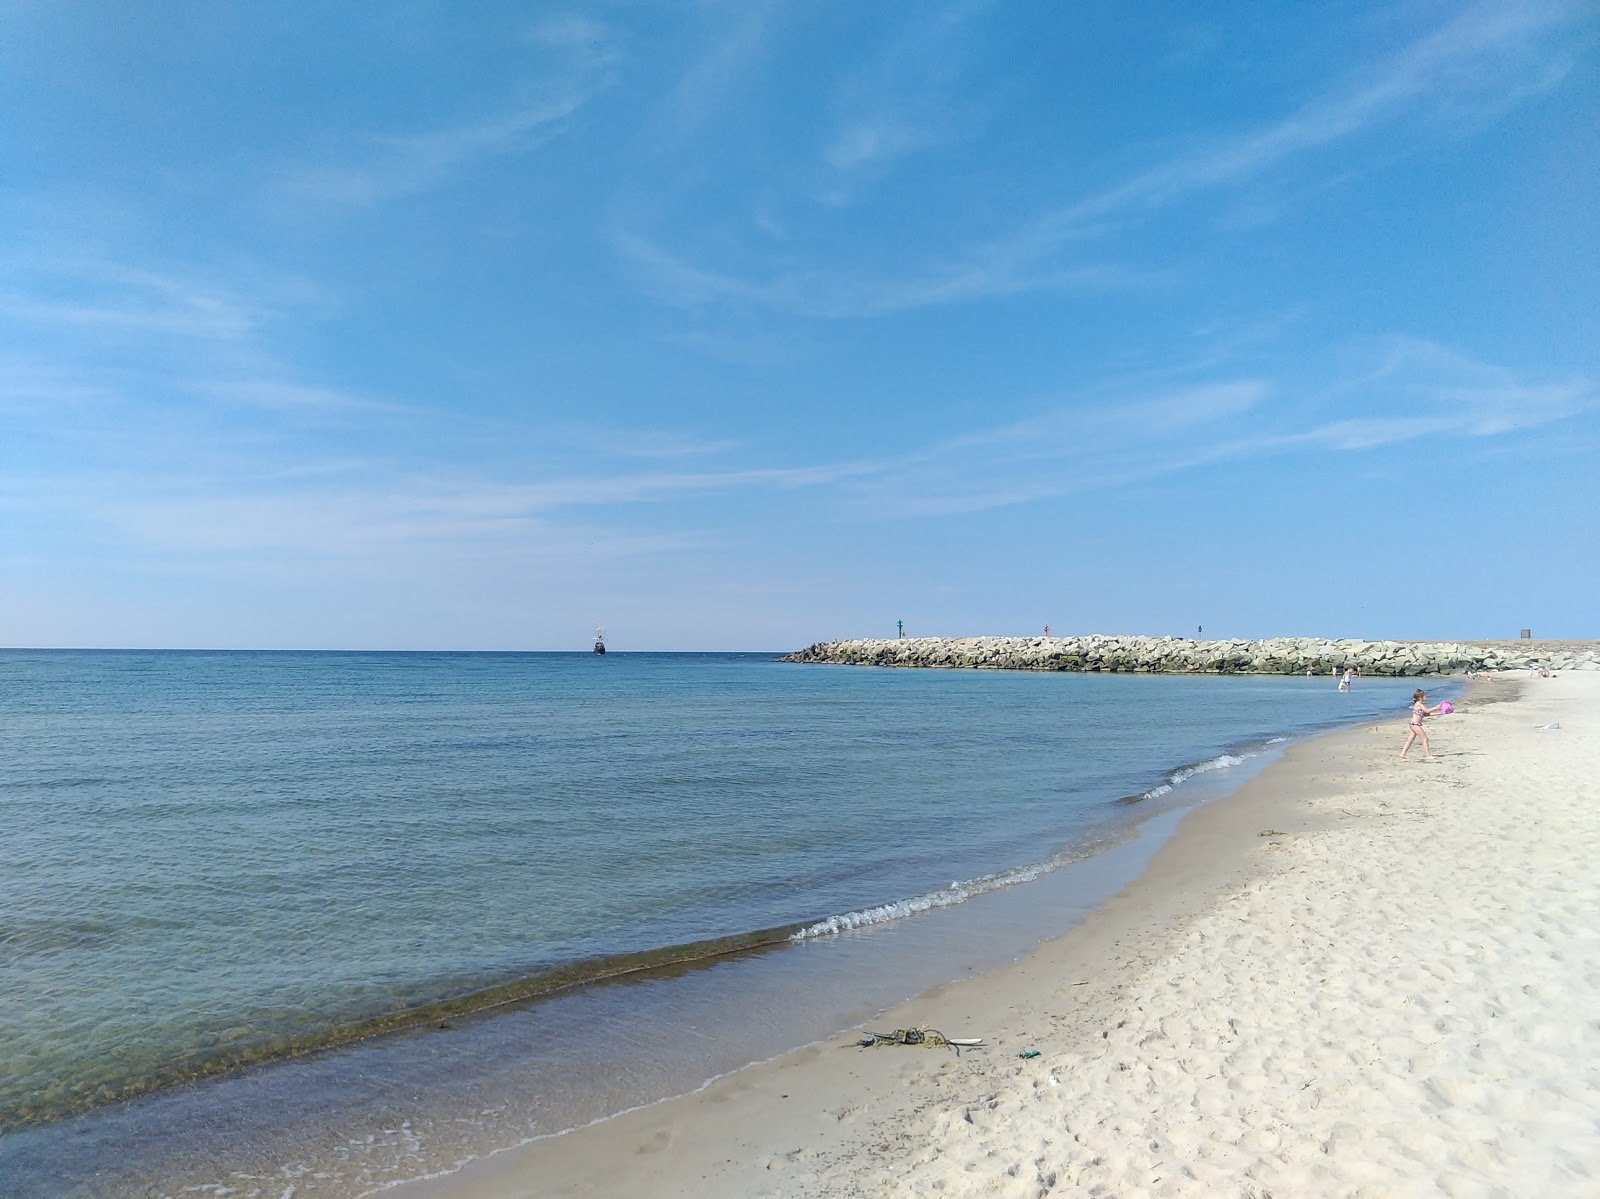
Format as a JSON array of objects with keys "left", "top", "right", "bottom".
[{"left": 0, "top": 650, "right": 1440, "bottom": 1196}]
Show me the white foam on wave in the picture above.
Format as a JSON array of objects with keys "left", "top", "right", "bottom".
[
  {"left": 1170, "top": 751, "right": 1249, "bottom": 783},
  {"left": 1137, "top": 751, "right": 1255, "bottom": 801},
  {"left": 790, "top": 855, "right": 1075, "bottom": 940},
  {"left": 796, "top": 748, "right": 1266, "bottom": 941}
]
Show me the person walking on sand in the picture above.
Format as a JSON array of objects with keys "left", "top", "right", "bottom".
[{"left": 1400, "top": 688, "right": 1443, "bottom": 760}]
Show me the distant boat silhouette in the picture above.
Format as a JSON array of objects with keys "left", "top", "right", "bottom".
[{"left": 593, "top": 626, "right": 606, "bottom": 655}]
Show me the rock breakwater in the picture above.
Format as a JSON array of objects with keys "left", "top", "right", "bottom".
[{"left": 779, "top": 636, "right": 1599, "bottom": 676}]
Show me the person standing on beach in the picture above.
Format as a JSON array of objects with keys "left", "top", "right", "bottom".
[{"left": 1400, "top": 689, "right": 1443, "bottom": 760}]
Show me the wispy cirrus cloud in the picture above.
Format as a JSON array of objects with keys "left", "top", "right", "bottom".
[
  {"left": 49, "top": 483, "right": 709, "bottom": 563},
  {"left": 611, "top": 229, "right": 754, "bottom": 308},
  {"left": 277, "top": 91, "right": 597, "bottom": 208},
  {"left": 562, "top": 427, "right": 742, "bottom": 459},
  {"left": 917, "top": 381, "right": 1272, "bottom": 465},
  {"left": 1023, "top": 2, "right": 1581, "bottom": 244},
  {"left": 842, "top": 336, "right": 1595, "bottom": 515},
  {"left": 634, "top": 0, "right": 786, "bottom": 156},
  {"left": 0, "top": 248, "right": 384, "bottom": 449},
  {"left": 923, "top": 2, "right": 1585, "bottom": 305},
  {"left": 616, "top": 1, "right": 1584, "bottom": 318},
  {"left": 1360, "top": 335, "right": 1589, "bottom": 433},
  {"left": 5, "top": 265, "right": 1587, "bottom": 564},
  {"left": 17, "top": 456, "right": 885, "bottom": 563},
  {"left": 276, "top": 17, "right": 622, "bottom": 209},
  {"left": 0, "top": 264, "right": 270, "bottom": 342},
  {"left": 192, "top": 378, "right": 407, "bottom": 416},
  {"left": 615, "top": 226, "right": 1156, "bottom": 317},
  {"left": 524, "top": 14, "right": 619, "bottom": 66},
  {"left": 811, "top": 0, "right": 990, "bottom": 206}
]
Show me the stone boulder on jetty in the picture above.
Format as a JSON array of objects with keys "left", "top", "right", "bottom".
[{"left": 779, "top": 636, "right": 1599, "bottom": 677}]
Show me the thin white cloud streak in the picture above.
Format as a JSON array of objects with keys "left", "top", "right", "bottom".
[
  {"left": 812, "top": 0, "right": 990, "bottom": 206},
  {"left": 99, "top": 491, "right": 706, "bottom": 561},
  {"left": 0, "top": 266, "right": 268, "bottom": 341},
  {"left": 654, "top": 325, "right": 806, "bottom": 366},
  {"left": 612, "top": 230, "right": 755, "bottom": 307},
  {"left": 275, "top": 16, "right": 623, "bottom": 209},
  {"left": 0, "top": 355, "right": 122, "bottom": 412},
  {"left": 1031, "top": 2, "right": 1577, "bottom": 241},
  {"left": 565, "top": 427, "right": 742, "bottom": 459},
  {"left": 196, "top": 378, "right": 409, "bottom": 416},
  {"left": 636, "top": 0, "right": 786, "bottom": 155},
  {"left": 943, "top": 2, "right": 1585, "bottom": 299},
  {"left": 848, "top": 340, "right": 1595, "bottom": 516},
  {"left": 0, "top": 252, "right": 409, "bottom": 465},
  {"left": 0, "top": 257, "right": 332, "bottom": 418},
  {"left": 0, "top": 295, "right": 245, "bottom": 340},
  {"left": 2, "top": 457, "right": 886, "bottom": 561},
  {"left": 919, "top": 381, "right": 1271, "bottom": 463},
  {"left": 617, "top": 1, "right": 1582, "bottom": 316},
  {"left": 277, "top": 92, "right": 595, "bottom": 208},
  {"left": 1363, "top": 335, "right": 1588, "bottom": 428},
  {"left": 832, "top": 380, "right": 1274, "bottom": 516},
  {"left": 6, "top": 314, "right": 1586, "bottom": 556},
  {"left": 524, "top": 14, "right": 616, "bottom": 61},
  {"left": 822, "top": 122, "right": 928, "bottom": 174},
  {"left": 615, "top": 227, "right": 1157, "bottom": 318},
  {"left": 333, "top": 462, "right": 882, "bottom": 526}
]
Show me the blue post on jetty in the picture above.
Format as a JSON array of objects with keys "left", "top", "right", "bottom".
[{"left": 897, "top": 619, "right": 904, "bottom": 639}]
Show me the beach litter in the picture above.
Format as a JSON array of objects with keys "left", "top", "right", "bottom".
[
  {"left": 1537, "top": 722, "right": 1562, "bottom": 731},
  {"left": 857, "top": 1027, "right": 984, "bottom": 1054},
  {"left": 1018, "top": 1049, "right": 1040, "bottom": 1059}
]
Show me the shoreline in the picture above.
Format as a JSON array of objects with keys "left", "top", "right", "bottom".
[
  {"left": 3, "top": 673, "right": 1416, "bottom": 1141},
  {"left": 4, "top": 669, "right": 1445, "bottom": 1198},
  {"left": 0, "top": 703, "right": 1351, "bottom": 1137},
  {"left": 394, "top": 671, "right": 1600, "bottom": 1198}
]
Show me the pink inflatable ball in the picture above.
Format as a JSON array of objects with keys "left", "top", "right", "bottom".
[{"left": 1437, "top": 701, "right": 1455, "bottom": 714}]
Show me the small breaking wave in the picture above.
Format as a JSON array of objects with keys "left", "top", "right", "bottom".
[
  {"left": 792, "top": 744, "right": 1276, "bottom": 941},
  {"left": 1117, "top": 750, "right": 1258, "bottom": 805},
  {"left": 1169, "top": 752, "right": 1250, "bottom": 784},
  {"left": 790, "top": 847, "right": 1102, "bottom": 940}
]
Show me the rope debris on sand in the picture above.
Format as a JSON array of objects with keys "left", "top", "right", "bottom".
[{"left": 857, "top": 1027, "right": 985, "bottom": 1054}]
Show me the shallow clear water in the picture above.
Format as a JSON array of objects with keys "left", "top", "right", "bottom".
[{"left": 0, "top": 650, "right": 1439, "bottom": 1196}]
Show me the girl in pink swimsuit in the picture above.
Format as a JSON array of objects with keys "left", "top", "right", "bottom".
[{"left": 1400, "top": 688, "right": 1442, "bottom": 760}]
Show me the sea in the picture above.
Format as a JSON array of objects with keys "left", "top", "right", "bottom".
[{"left": 0, "top": 649, "right": 1450, "bottom": 1198}]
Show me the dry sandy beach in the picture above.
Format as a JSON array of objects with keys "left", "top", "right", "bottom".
[{"left": 398, "top": 673, "right": 1599, "bottom": 1199}]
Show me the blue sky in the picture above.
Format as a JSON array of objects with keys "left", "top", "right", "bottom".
[{"left": 2, "top": 1, "right": 1595, "bottom": 650}]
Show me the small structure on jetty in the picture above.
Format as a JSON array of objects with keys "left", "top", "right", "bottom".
[{"left": 779, "top": 636, "right": 1599, "bottom": 677}]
